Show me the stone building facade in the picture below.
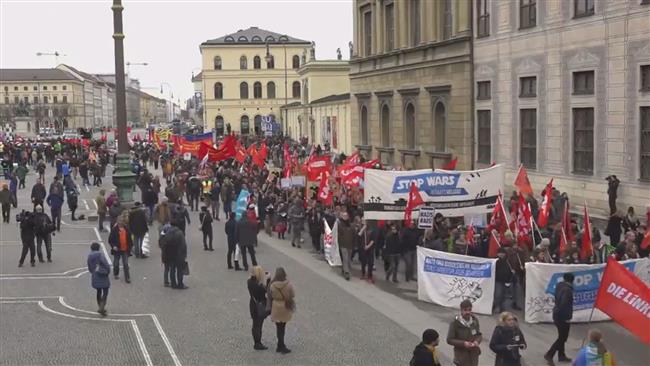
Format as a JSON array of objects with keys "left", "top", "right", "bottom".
[
  {"left": 350, "top": 0, "right": 473, "bottom": 170},
  {"left": 473, "top": 0, "right": 650, "bottom": 217}
]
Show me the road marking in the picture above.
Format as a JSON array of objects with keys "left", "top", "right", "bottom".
[
  {"left": 85, "top": 185, "right": 90, "bottom": 192},
  {"left": 59, "top": 297, "right": 182, "bottom": 366},
  {"left": 94, "top": 227, "right": 112, "bottom": 266},
  {"left": 0, "top": 267, "right": 86, "bottom": 277},
  {"left": 92, "top": 199, "right": 98, "bottom": 210},
  {"left": 83, "top": 199, "right": 90, "bottom": 211}
]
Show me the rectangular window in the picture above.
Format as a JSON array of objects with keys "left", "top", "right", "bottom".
[
  {"left": 53, "top": 86, "right": 57, "bottom": 91},
  {"left": 520, "top": 0, "right": 536, "bottom": 29},
  {"left": 62, "top": 95, "right": 68, "bottom": 103},
  {"left": 43, "top": 96, "right": 48, "bottom": 104},
  {"left": 62, "top": 85, "right": 67, "bottom": 91},
  {"left": 641, "top": 107, "right": 650, "bottom": 180},
  {"left": 33, "top": 86, "right": 37, "bottom": 91},
  {"left": 443, "top": 0, "right": 453, "bottom": 40},
  {"left": 23, "top": 86, "right": 28, "bottom": 91},
  {"left": 24, "top": 96, "right": 29, "bottom": 103},
  {"left": 641, "top": 65, "right": 650, "bottom": 91},
  {"left": 520, "top": 109, "right": 537, "bottom": 169},
  {"left": 33, "top": 96, "right": 38, "bottom": 104},
  {"left": 477, "top": 110, "right": 491, "bottom": 164},
  {"left": 477, "top": 0, "right": 490, "bottom": 38},
  {"left": 410, "top": 0, "right": 420, "bottom": 46},
  {"left": 520, "top": 76, "right": 537, "bottom": 97},
  {"left": 385, "top": 3, "right": 394, "bottom": 51},
  {"left": 477, "top": 81, "right": 491, "bottom": 100},
  {"left": 43, "top": 86, "right": 47, "bottom": 91},
  {"left": 363, "top": 10, "right": 372, "bottom": 56},
  {"left": 573, "top": 107, "right": 594, "bottom": 175},
  {"left": 4, "top": 97, "right": 8, "bottom": 104},
  {"left": 13, "top": 86, "right": 18, "bottom": 91},
  {"left": 53, "top": 96, "right": 58, "bottom": 104},
  {"left": 573, "top": 71, "right": 595, "bottom": 95},
  {"left": 574, "top": 0, "right": 595, "bottom": 18}
]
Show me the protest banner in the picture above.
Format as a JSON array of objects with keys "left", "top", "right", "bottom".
[
  {"left": 363, "top": 165, "right": 503, "bottom": 219},
  {"left": 323, "top": 219, "right": 342, "bottom": 267},
  {"left": 524, "top": 258, "right": 650, "bottom": 323},
  {"left": 418, "top": 207, "right": 435, "bottom": 229},
  {"left": 417, "top": 247, "right": 496, "bottom": 315},
  {"left": 234, "top": 189, "right": 250, "bottom": 221},
  {"left": 280, "top": 178, "right": 291, "bottom": 189}
]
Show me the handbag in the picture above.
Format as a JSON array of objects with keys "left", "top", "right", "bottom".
[
  {"left": 252, "top": 297, "right": 269, "bottom": 319},
  {"left": 182, "top": 261, "right": 190, "bottom": 276}
]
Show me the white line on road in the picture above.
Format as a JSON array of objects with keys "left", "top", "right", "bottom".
[
  {"left": 85, "top": 185, "right": 90, "bottom": 192},
  {"left": 94, "top": 227, "right": 112, "bottom": 266},
  {"left": 83, "top": 199, "right": 90, "bottom": 211},
  {"left": 0, "top": 267, "right": 86, "bottom": 277},
  {"left": 92, "top": 198, "right": 98, "bottom": 210}
]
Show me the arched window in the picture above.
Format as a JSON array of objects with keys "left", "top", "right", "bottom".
[
  {"left": 241, "top": 115, "right": 250, "bottom": 135},
  {"left": 253, "top": 56, "right": 261, "bottom": 69},
  {"left": 267, "top": 82, "right": 276, "bottom": 99},
  {"left": 404, "top": 103, "right": 416, "bottom": 148},
  {"left": 240, "top": 82, "right": 248, "bottom": 99},
  {"left": 240, "top": 55, "right": 247, "bottom": 69},
  {"left": 292, "top": 55, "right": 300, "bottom": 69},
  {"left": 253, "top": 82, "right": 262, "bottom": 99},
  {"left": 254, "top": 115, "right": 262, "bottom": 136},
  {"left": 266, "top": 55, "right": 274, "bottom": 69},
  {"left": 434, "top": 101, "right": 447, "bottom": 152},
  {"left": 213, "top": 82, "right": 223, "bottom": 99},
  {"left": 292, "top": 81, "right": 301, "bottom": 98},
  {"left": 360, "top": 105, "right": 369, "bottom": 145},
  {"left": 381, "top": 104, "right": 391, "bottom": 147},
  {"left": 213, "top": 56, "right": 222, "bottom": 70},
  {"left": 215, "top": 116, "right": 224, "bottom": 136}
]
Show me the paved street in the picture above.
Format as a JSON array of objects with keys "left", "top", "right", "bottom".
[{"left": 1, "top": 167, "right": 649, "bottom": 366}]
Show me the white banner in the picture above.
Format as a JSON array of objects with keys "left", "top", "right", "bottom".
[
  {"left": 323, "top": 219, "right": 342, "bottom": 267},
  {"left": 524, "top": 258, "right": 650, "bottom": 323},
  {"left": 417, "top": 247, "right": 496, "bottom": 315},
  {"left": 363, "top": 165, "right": 504, "bottom": 219}
]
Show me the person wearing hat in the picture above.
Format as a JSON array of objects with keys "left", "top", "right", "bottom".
[
  {"left": 236, "top": 205, "right": 259, "bottom": 271},
  {"left": 34, "top": 205, "right": 55, "bottom": 263}
]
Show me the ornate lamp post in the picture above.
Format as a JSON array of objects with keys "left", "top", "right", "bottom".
[{"left": 111, "top": 0, "right": 136, "bottom": 204}]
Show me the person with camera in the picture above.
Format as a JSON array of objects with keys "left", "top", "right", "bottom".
[
  {"left": 87, "top": 242, "right": 110, "bottom": 316},
  {"left": 248, "top": 266, "right": 270, "bottom": 350},
  {"left": 489, "top": 312, "right": 527, "bottom": 366},
  {"left": 34, "top": 205, "right": 55, "bottom": 263},
  {"left": 108, "top": 217, "right": 132, "bottom": 283},
  {"left": 606, "top": 175, "right": 620, "bottom": 215},
  {"left": 17, "top": 210, "right": 36, "bottom": 267}
]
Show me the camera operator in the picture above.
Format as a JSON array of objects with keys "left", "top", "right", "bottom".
[
  {"left": 34, "top": 205, "right": 55, "bottom": 263},
  {"left": 606, "top": 175, "right": 620, "bottom": 215},
  {"left": 17, "top": 210, "right": 36, "bottom": 267}
]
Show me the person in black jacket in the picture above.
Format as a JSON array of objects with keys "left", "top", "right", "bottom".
[
  {"left": 225, "top": 212, "right": 240, "bottom": 270},
  {"left": 410, "top": 328, "right": 442, "bottom": 366},
  {"left": 544, "top": 272, "right": 574, "bottom": 365},
  {"left": 160, "top": 224, "right": 188, "bottom": 289},
  {"left": 129, "top": 202, "right": 149, "bottom": 258},
  {"left": 199, "top": 206, "right": 214, "bottom": 251},
  {"left": 493, "top": 247, "right": 516, "bottom": 314},
  {"left": 401, "top": 222, "right": 421, "bottom": 282},
  {"left": 605, "top": 212, "right": 623, "bottom": 246},
  {"left": 248, "top": 266, "right": 269, "bottom": 350},
  {"left": 489, "top": 312, "right": 526, "bottom": 366},
  {"left": 31, "top": 180, "right": 47, "bottom": 211},
  {"left": 384, "top": 224, "right": 401, "bottom": 283}
]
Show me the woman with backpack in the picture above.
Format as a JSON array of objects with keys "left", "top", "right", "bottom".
[
  {"left": 247, "top": 266, "right": 269, "bottom": 350},
  {"left": 87, "top": 242, "right": 111, "bottom": 316},
  {"left": 268, "top": 267, "right": 295, "bottom": 354}
]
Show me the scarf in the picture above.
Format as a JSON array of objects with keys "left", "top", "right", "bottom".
[
  {"left": 457, "top": 314, "right": 474, "bottom": 328},
  {"left": 425, "top": 344, "right": 440, "bottom": 365}
]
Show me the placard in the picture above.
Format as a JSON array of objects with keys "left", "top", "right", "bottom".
[{"left": 418, "top": 207, "right": 435, "bottom": 229}]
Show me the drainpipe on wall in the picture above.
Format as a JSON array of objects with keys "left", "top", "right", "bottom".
[{"left": 469, "top": 0, "right": 476, "bottom": 170}]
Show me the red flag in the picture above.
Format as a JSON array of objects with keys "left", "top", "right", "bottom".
[
  {"left": 562, "top": 201, "right": 575, "bottom": 242},
  {"left": 516, "top": 193, "right": 532, "bottom": 246},
  {"left": 404, "top": 182, "right": 424, "bottom": 227},
  {"left": 595, "top": 257, "right": 650, "bottom": 345},
  {"left": 537, "top": 179, "right": 554, "bottom": 228},
  {"left": 305, "top": 156, "right": 332, "bottom": 181},
  {"left": 344, "top": 151, "right": 361, "bottom": 165},
  {"left": 259, "top": 142, "right": 268, "bottom": 161},
  {"left": 488, "top": 231, "right": 501, "bottom": 258},
  {"left": 251, "top": 145, "right": 265, "bottom": 168},
  {"left": 317, "top": 172, "right": 333, "bottom": 206},
  {"left": 559, "top": 227, "right": 568, "bottom": 257},
  {"left": 235, "top": 142, "right": 247, "bottom": 164},
  {"left": 581, "top": 204, "right": 593, "bottom": 260},
  {"left": 641, "top": 228, "right": 650, "bottom": 250},
  {"left": 466, "top": 224, "right": 476, "bottom": 246},
  {"left": 441, "top": 157, "right": 458, "bottom": 170},
  {"left": 488, "top": 196, "right": 508, "bottom": 236},
  {"left": 197, "top": 135, "right": 237, "bottom": 162},
  {"left": 513, "top": 165, "right": 534, "bottom": 196}
]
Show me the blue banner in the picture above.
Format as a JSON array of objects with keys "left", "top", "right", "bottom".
[
  {"left": 423, "top": 256, "right": 492, "bottom": 278},
  {"left": 183, "top": 132, "right": 213, "bottom": 142},
  {"left": 235, "top": 189, "right": 250, "bottom": 221},
  {"left": 391, "top": 172, "right": 467, "bottom": 196}
]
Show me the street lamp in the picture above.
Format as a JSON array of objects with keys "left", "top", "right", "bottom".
[
  {"left": 36, "top": 51, "right": 67, "bottom": 66},
  {"left": 110, "top": 0, "right": 136, "bottom": 204},
  {"left": 125, "top": 61, "right": 148, "bottom": 76}
]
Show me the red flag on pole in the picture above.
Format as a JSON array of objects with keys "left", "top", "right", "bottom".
[
  {"left": 488, "top": 196, "right": 508, "bottom": 236},
  {"left": 559, "top": 227, "right": 568, "bottom": 257},
  {"left": 562, "top": 201, "right": 575, "bottom": 242},
  {"left": 641, "top": 228, "right": 650, "bottom": 250},
  {"left": 441, "top": 157, "right": 458, "bottom": 170},
  {"left": 404, "top": 182, "right": 424, "bottom": 227},
  {"left": 594, "top": 257, "right": 650, "bottom": 345},
  {"left": 515, "top": 193, "right": 532, "bottom": 246},
  {"left": 513, "top": 164, "right": 534, "bottom": 196},
  {"left": 317, "top": 172, "right": 333, "bottom": 206},
  {"left": 234, "top": 142, "right": 247, "bottom": 164},
  {"left": 537, "top": 179, "right": 554, "bottom": 228},
  {"left": 581, "top": 203, "right": 593, "bottom": 261},
  {"left": 488, "top": 230, "right": 501, "bottom": 258},
  {"left": 466, "top": 224, "right": 476, "bottom": 246}
]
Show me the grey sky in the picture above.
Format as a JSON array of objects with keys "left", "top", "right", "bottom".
[{"left": 0, "top": 0, "right": 352, "bottom": 104}]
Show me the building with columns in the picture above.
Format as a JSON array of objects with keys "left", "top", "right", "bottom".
[
  {"left": 199, "top": 27, "right": 312, "bottom": 136},
  {"left": 350, "top": 0, "right": 473, "bottom": 170},
  {"left": 473, "top": 0, "right": 650, "bottom": 218}
]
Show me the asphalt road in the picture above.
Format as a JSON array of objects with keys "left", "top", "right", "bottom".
[{"left": 0, "top": 164, "right": 648, "bottom": 366}]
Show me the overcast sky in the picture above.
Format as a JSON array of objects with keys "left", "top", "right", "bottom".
[{"left": 0, "top": 0, "right": 352, "bottom": 103}]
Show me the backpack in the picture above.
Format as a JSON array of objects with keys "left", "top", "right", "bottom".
[
  {"left": 34, "top": 214, "right": 52, "bottom": 234},
  {"left": 170, "top": 205, "right": 185, "bottom": 228}
]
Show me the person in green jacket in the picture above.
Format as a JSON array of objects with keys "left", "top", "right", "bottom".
[{"left": 15, "top": 164, "right": 28, "bottom": 189}]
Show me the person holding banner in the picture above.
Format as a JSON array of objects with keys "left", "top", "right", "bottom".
[
  {"left": 544, "top": 272, "right": 575, "bottom": 365},
  {"left": 447, "top": 299, "right": 482, "bottom": 366}
]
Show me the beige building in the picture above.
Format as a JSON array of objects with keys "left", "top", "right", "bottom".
[
  {"left": 350, "top": 0, "right": 473, "bottom": 169},
  {"left": 58, "top": 64, "right": 115, "bottom": 129},
  {"left": 136, "top": 89, "right": 167, "bottom": 125},
  {"left": 473, "top": 0, "right": 650, "bottom": 218},
  {"left": 1, "top": 68, "right": 86, "bottom": 131},
  {"left": 282, "top": 59, "right": 353, "bottom": 154},
  {"left": 199, "top": 27, "right": 312, "bottom": 136}
]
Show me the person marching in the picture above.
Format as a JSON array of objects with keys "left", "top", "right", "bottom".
[{"left": 87, "top": 242, "right": 111, "bottom": 316}]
